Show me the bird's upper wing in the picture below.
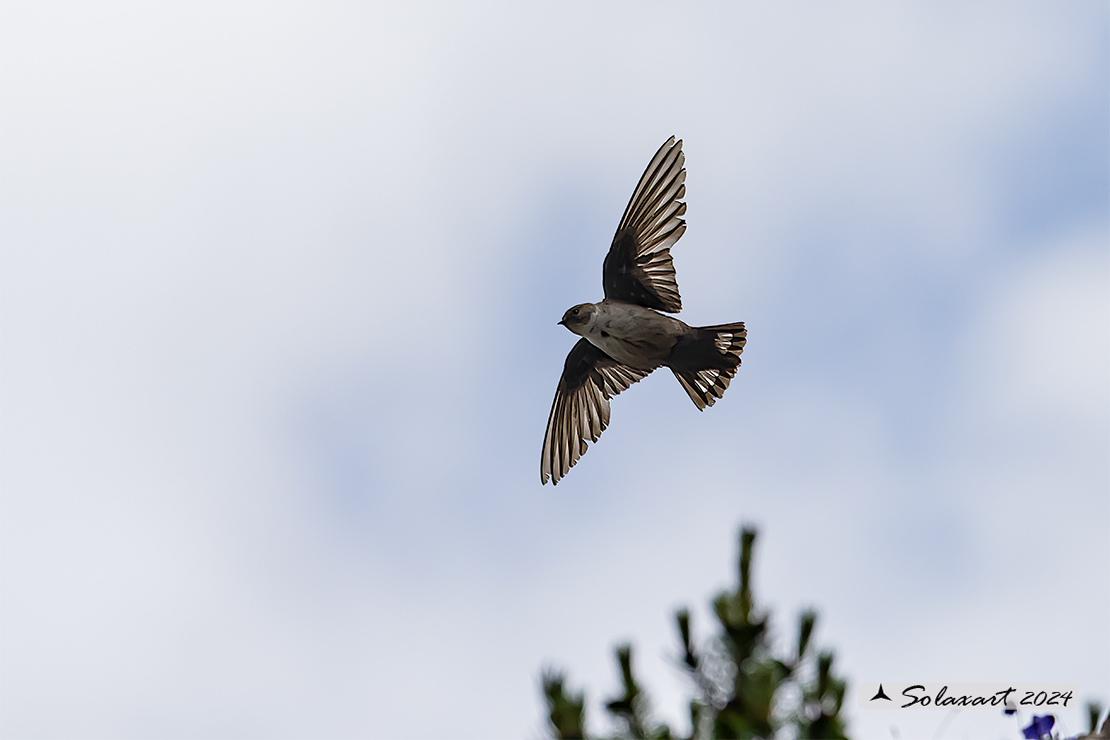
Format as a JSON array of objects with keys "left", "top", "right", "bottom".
[
  {"left": 602, "top": 137, "right": 687, "bottom": 313},
  {"left": 541, "top": 338, "right": 653, "bottom": 485}
]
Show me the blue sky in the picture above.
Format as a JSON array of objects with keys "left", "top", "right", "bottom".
[{"left": 2, "top": 3, "right": 1107, "bottom": 739}]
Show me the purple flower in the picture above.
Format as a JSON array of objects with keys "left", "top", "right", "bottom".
[{"left": 1022, "top": 714, "right": 1055, "bottom": 739}]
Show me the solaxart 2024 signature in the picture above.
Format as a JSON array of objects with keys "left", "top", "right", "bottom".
[
  {"left": 900, "top": 684, "right": 1074, "bottom": 709},
  {"left": 858, "top": 683, "right": 1078, "bottom": 711}
]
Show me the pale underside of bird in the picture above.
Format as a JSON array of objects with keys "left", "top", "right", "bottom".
[{"left": 540, "top": 137, "right": 747, "bottom": 485}]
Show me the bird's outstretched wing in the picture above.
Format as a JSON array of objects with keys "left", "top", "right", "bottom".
[
  {"left": 541, "top": 338, "right": 653, "bottom": 485},
  {"left": 602, "top": 137, "right": 686, "bottom": 312}
]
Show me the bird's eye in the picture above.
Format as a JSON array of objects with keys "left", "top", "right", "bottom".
[{"left": 572, "top": 308, "right": 579, "bottom": 316}]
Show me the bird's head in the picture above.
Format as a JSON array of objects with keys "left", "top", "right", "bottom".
[{"left": 558, "top": 303, "right": 595, "bottom": 335}]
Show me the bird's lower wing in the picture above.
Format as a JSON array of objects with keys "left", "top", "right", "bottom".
[{"left": 541, "top": 338, "right": 653, "bottom": 485}]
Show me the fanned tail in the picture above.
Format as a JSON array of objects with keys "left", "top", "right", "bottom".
[{"left": 670, "top": 322, "right": 746, "bottom": 410}]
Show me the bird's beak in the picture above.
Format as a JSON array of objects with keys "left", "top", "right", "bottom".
[{"left": 557, "top": 319, "right": 565, "bottom": 326}]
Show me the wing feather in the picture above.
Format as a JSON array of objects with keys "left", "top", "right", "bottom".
[
  {"left": 603, "top": 137, "right": 688, "bottom": 312},
  {"left": 540, "top": 339, "right": 653, "bottom": 485}
]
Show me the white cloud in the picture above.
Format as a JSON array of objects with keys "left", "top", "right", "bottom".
[{"left": 960, "top": 227, "right": 1109, "bottom": 429}]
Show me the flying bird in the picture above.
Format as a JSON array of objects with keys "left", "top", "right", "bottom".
[{"left": 541, "top": 137, "right": 747, "bottom": 485}]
